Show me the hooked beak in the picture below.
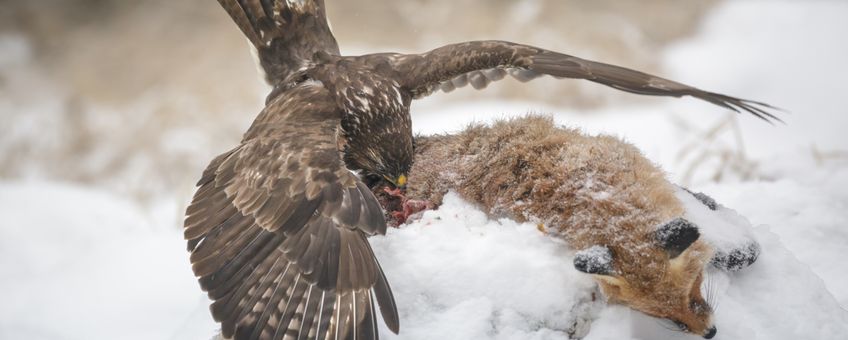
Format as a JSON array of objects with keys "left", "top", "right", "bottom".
[{"left": 383, "top": 174, "right": 408, "bottom": 190}]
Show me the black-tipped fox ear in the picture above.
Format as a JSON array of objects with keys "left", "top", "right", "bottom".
[
  {"left": 712, "top": 241, "right": 761, "bottom": 272},
  {"left": 574, "top": 246, "right": 614, "bottom": 275},
  {"left": 655, "top": 218, "right": 700, "bottom": 259},
  {"left": 683, "top": 187, "right": 719, "bottom": 211}
]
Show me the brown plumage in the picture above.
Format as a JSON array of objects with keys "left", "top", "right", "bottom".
[
  {"left": 218, "top": 0, "right": 339, "bottom": 85},
  {"left": 389, "top": 41, "right": 779, "bottom": 122},
  {"left": 187, "top": 1, "right": 777, "bottom": 340},
  {"left": 186, "top": 84, "right": 399, "bottom": 340}
]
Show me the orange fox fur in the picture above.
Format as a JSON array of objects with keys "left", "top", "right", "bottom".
[{"left": 389, "top": 115, "right": 716, "bottom": 337}]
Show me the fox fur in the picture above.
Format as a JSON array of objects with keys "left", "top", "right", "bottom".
[{"left": 377, "top": 115, "right": 728, "bottom": 337}]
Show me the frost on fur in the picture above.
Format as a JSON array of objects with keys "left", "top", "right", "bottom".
[{"left": 375, "top": 115, "right": 763, "bottom": 338}]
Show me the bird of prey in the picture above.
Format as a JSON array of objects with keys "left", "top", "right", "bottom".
[{"left": 185, "top": 1, "right": 778, "bottom": 340}]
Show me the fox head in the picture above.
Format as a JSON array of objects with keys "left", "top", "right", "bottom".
[{"left": 574, "top": 218, "right": 718, "bottom": 338}]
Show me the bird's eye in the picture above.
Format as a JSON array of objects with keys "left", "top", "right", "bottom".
[
  {"left": 294, "top": 73, "right": 309, "bottom": 84},
  {"left": 363, "top": 174, "right": 383, "bottom": 189}
]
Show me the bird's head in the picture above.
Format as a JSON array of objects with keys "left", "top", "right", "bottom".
[
  {"left": 339, "top": 115, "right": 414, "bottom": 192},
  {"left": 332, "top": 67, "right": 414, "bottom": 192},
  {"left": 350, "top": 146, "right": 412, "bottom": 191}
]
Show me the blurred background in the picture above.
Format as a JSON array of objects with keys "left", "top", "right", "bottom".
[
  {"left": 0, "top": 0, "right": 721, "bottom": 205},
  {"left": 1, "top": 1, "right": 847, "bottom": 339}
]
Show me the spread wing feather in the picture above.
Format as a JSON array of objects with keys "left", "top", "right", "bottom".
[
  {"left": 217, "top": 0, "right": 340, "bottom": 85},
  {"left": 185, "top": 85, "right": 398, "bottom": 340},
  {"left": 388, "top": 40, "right": 780, "bottom": 122}
]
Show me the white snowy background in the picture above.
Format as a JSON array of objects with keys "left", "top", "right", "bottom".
[{"left": 2, "top": 1, "right": 847, "bottom": 339}]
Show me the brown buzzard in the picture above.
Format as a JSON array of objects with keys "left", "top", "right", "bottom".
[{"left": 185, "top": 1, "right": 778, "bottom": 340}]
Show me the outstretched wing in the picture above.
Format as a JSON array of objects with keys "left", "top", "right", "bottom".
[
  {"left": 184, "top": 84, "right": 398, "bottom": 340},
  {"left": 217, "top": 0, "right": 339, "bottom": 85},
  {"left": 388, "top": 40, "right": 779, "bottom": 122}
]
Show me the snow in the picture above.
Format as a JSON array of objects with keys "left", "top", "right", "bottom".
[
  {"left": 0, "top": 181, "right": 216, "bottom": 340},
  {"left": 2, "top": 1, "right": 848, "bottom": 340},
  {"left": 3, "top": 180, "right": 846, "bottom": 339},
  {"left": 678, "top": 188, "right": 756, "bottom": 257},
  {"left": 696, "top": 173, "right": 848, "bottom": 308},
  {"left": 372, "top": 194, "right": 601, "bottom": 339}
]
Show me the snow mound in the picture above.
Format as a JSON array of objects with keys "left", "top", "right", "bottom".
[{"left": 371, "top": 192, "right": 602, "bottom": 340}]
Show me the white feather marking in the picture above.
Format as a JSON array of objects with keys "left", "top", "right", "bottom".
[
  {"left": 315, "top": 291, "right": 327, "bottom": 338},
  {"left": 334, "top": 294, "right": 341, "bottom": 340},
  {"left": 247, "top": 40, "right": 273, "bottom": 88},
  {"left": 354, "top": 95, "right": 370, "bottom": 112},
  {"left": 286, "top": 0, "right": 307, "bottom": 9},
  {"left": 295, "top": 284, "right": 314, "bottom": 340},
  {"left": 276, "top": 274, "right": 301, "bottom": 338},
  {"left": 369, "top": 291, "right": 377, "bottom": 338},
  {"left": 392, "top": 86, "right": 403, "bottom": 105},
  {"left": 301, "top": 79, "right": 325, "bottom": 88},
  {"left": 352, "top": 291, "right": 357, "bottom": 339},
  {"left": 259, "top": 262, "right": 289, "bottom": 339}
]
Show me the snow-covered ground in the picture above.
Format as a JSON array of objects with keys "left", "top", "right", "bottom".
[{"left": 2, "top": 1, "right": 848, "bottom": 340}]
